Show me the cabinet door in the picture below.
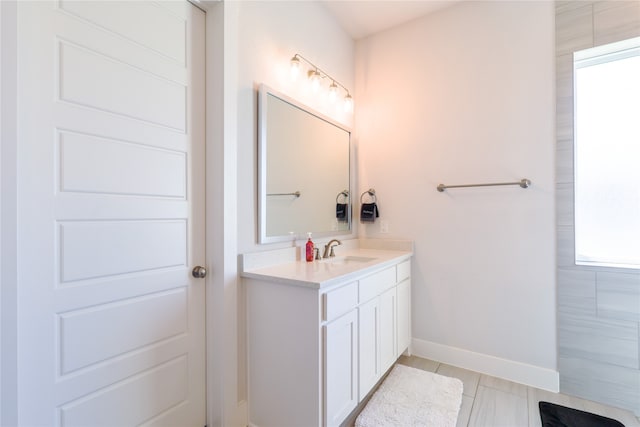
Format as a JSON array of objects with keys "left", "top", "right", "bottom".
[
  {"left": 379, "top": 286, "right": 397, "bottom": 373},
  {"left": 397, "top": 278, "right": 411, "bottom": 356},
  {"left": 325, "top": 310, "right": 358, "bottom": 427},
  {"left": 358, "top": 297, "right": 379, "bottom": 401}
]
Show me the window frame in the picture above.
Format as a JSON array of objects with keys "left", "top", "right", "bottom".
[{"left": 573, "top": 36, "right": 640, "bottom": 270}]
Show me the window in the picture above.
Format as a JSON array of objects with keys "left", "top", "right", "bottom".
[{"left": 574, "top": 37, "right": 640, "bottom": 269}]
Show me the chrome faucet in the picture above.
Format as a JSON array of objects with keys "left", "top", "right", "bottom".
[{"left": 323, "top": 239, "right": 342, "bottom": 258}]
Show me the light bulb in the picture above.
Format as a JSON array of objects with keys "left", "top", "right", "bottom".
[
  {"left": 344, "top": 93, "right": 354, "bottom": 113},
  {"left": 290, "top": 56, "right": 301, "bottom": 80},
  {"left": 328, "top": 81, "right": 338, "bottom": 102},
  {"left": 308, "top": 69, "right": 321, "bottom": 93}
]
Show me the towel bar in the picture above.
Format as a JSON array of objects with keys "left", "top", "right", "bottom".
[
  {"left": 336, "top": 190, "right": 349, "bottom": 203},
  {"left": 437, "top": 179, "right": 531, "bottom": 192},
  {"left": 360, "top": 188, "right": 376, "bottom": 203},
  {"left": 267, "top": 191, "right": 301, "bottom": 197}
]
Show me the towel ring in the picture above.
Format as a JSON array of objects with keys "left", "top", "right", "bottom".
[
  {"left": 360, "top": 188, "right": 376, "bottom": 204},
  {"left": 336, "top": 190, "right": 349, "bottom": 203}
]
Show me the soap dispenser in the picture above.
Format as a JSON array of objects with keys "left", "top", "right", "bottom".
[{"left": 305, "top": 232, "right": 314, "bottom": 262}]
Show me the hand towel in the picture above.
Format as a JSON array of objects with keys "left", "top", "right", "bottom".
[
  {"left": 336, "top": 203, "right": 348, "bottom": 221},
  {"left": 360, "top": 203, "right": 379, "bottom": 222}
]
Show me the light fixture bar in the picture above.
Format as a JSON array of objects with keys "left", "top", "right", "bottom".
[{"left": 290, "top": 53, "right": 353, "bottom": 104}]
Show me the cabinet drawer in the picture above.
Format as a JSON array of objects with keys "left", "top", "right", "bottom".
[
  {"left": 397, "top": 259, "right": 411, "bottom": 282},
  {"left": 359, "top": 267, "right": 396, "bottom": 303},
  {"left": 324, "top": 281, "right": 358, "bottom": 322}
]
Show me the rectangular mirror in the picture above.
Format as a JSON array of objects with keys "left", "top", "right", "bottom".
[{"left": 258, "top": 85, "right": 352, "bottom": 244}]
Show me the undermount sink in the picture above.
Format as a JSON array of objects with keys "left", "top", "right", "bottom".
[{"left": 322, "top": 255, "right": 377, "bottom": 265}]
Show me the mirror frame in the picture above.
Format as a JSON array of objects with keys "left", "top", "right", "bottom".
[{"left": 258, "top": 84, "right": 355, "bottom": 244}]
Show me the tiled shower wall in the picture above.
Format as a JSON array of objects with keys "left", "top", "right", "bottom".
[{"left": 555, "top": 0, "right": 640, "bottom": 416}]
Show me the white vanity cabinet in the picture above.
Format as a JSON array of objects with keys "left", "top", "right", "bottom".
[
  {"left": 379, "top": 285, "right": 398, "bottom": 376},
  {"left": 324, "top": 309, "right": 358, "bottom": 426},
  {"left": 397, "top": 266, "right": 412, "bottom": 356},
  {"left": 323, "top": 280, "right": 359, "bottom": 425},
  {"left": 357, "top": 266, "right": 397, "bottom": 401},
  {"left": 244, "top": 248, "right": 412, "bottom": 427},
  {"left": 357, "top": 295, "right": 379, "bottom": 401}
]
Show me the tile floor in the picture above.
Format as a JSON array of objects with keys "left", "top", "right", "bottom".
[{"left": 352, "top": 355, "right": 640, "bottom": 426}]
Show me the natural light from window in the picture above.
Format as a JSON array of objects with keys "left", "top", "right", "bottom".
[{"left": 574, "top": 37, "right": 640, "bottom": 269}]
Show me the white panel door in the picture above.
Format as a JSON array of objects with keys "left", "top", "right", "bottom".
[{"left": 16, "top": 2, "right": 205, "bottom": 426}]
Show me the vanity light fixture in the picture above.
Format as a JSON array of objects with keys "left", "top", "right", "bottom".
[
  {"left": 308, "top": 69, "right": 322, "bottom": 92},
  {"left": 328, "top": 81, "right": 338, "bottom": 102},
  {"left": 290, "top": 55, "right": 302, "bottom": 80},
  {"left": 344, "top": 93, "right": 353, "bottom": 113},
  {"left": 290, "top": 53, "right": 353, "bottom": 113}
]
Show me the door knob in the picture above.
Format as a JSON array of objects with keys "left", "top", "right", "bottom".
[{"left": 192, "top": 266, "right": 207, "bottom": 278}]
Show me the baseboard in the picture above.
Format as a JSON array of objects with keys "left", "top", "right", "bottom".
[{"left": 411, "top": 338, "right": 559, "bottom": 392}]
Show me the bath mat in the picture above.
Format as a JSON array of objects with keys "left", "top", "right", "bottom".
[
  {"left": 539, "top": 401, "right": 625, "bottom": 427},
  {"left": 355, "top": 364, "right": 463, "bottom": 427}
]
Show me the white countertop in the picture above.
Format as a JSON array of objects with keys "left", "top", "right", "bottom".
[{"left": 241, "top": 247, "right": 413, "bottom": 290}]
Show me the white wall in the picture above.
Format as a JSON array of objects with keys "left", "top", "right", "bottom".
[
  {"left": 0, "top": 3, "right": 3, "bottom": 422},
  {"left": 0, "top": 1, "right": 18, "bottom": 424},
  {"left": 355, "top": 1, "right": 557, "bottom": 387},
  {"left": 235, "top": 1, "right": 355, "bottom": 255},
  {"left": 204, "top": 3, "right": 243, "bottom": 427}
]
